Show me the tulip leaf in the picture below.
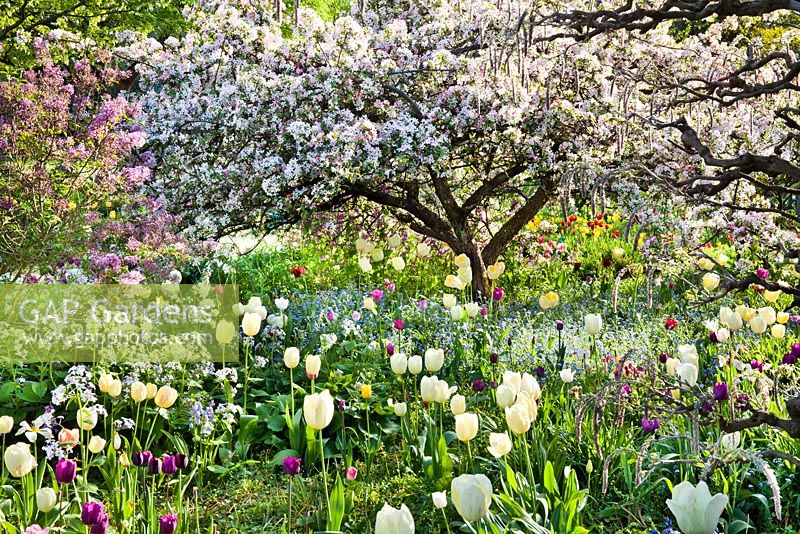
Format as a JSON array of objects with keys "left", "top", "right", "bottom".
[{"left": 327, "top": 473, "right": 346, "bottom": 530}]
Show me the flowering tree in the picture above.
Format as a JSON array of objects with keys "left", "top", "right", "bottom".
[
  {"left": 532, "top": 0, "right": 800, "bottom": 302},
  {"left": 129, "top": 0, "right": 629, "bottom": 297}
]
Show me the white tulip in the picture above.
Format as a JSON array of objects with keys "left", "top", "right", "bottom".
[
  {"left": 464, "top": 302, "right": 481, "bottom": 318},
  {"left": 407, "top": 355, "right": 423, "bottom": 375},
  {"left": 487, "top": 432, "right": 513, "bottom": 458},
  {"left": 431, "top": 491, "right": 448, "bottom": 509},
  {"left": 455, "top": 412, "right": 479, "bottom": 442},
  {"left": 390, "top": 353, "right": 408, "bottom": 375},
  {"left": 274, "top": 297, "right": 289, "bottom": 311},
  {"left": 442, "top": 293, "right": 457, "bottom": 309},
  {"left": 358, "top": 256, "right": 373, "bottom": 273},
  {"left": 375, "top": 503, "right": 415, "bottom": 534},
  {"left": 495, "top": 384, "right": 516, "bottom": 408},
  {"left": 424, "top": 348, "right": 445, "bottom": 372},
  {"left": 749, "top": 316, "right": 767, "bottom": 334},
  {"left": 676, "top": 363, "right": 698, "bottom": 388},
  {"left": 451, "top": 474, "right": 493, "bottom": 523},
  {"left": 584, "top": 314, "right": 603, "bottom": 336},
  {"left": 559, "top": 368, "right": 575, "bottom": 383},
  {"left": 241, "top": 312, "right": 262, "bottom": 337},
  {"left": 450, "top": 394, "right": 466, "bottom": 416},
  {"left": 36, "top": 487, "right": 57, "bottom": 512},
  {"left": 305, "top": 354, "right": 322, "bottom": 377},
  {"left": 284, "top": 347, "right": 300, "bottom": 369},
  {"left": 303, "top": 390, "right": 335, "bottom": 430},
  {"left": 505, "top": 403, "right": 532, "bottom": 435},
  {"left": 389, "top": 256, "right": 406, "bottom": 271},
  {"left": 667, "top": 480, "right": 728, "bottom": 534}
]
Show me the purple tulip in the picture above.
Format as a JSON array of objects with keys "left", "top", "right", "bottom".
[
  {"left": 709, "top": 331, "right": 718, "bottom": 343},
  {"left": 81, "top": 502, "right": 105, "bottom": 526},
  {"left": 641, "top": 417, "right": 660, "bottom": 433},
  {"left": 337, "top": 399, "right": 347, "bottom": 411},
  {"left": 418, "top": 300, "right": 428, "bottom": 311},
  {"left": 480, "top": 305, "right": 488, "bottom": 317},
  {"left": 791, "top": 343, "right": 800, "bottom": 358},
  {"left": 472, "top": 379, "right": 487, "bottom": 392},
  {"left": 756, "top": 268, "right": 769, "bottom": 279},
  {"left": 90, "top": 512, "right": 109, "bottom": 534},
  {"left": 162, "top": 455, "right": 177, "bottom": 474},
  {"left": 148, "top": 456, "right": 163, "bottom": 475},
  {"left": 659, "top": 352, "right": 669, "bottom": 364},
  {"left": 386, "top": 342, "right": 395, "bottom": 356},
  {"left": 535, "top": 366, "right": 545, "bottom": 377},
  {"left": 371, "top": 289, "right": 384, "bottom": 301},
  {"left": 492, "top": 287, "right": 504, "bottom": 302},
  {"left": 490, "top": 352, "right": 499, "bottom": 364},
  {"left": 783, "top": 353, "right": 798, "bottom": 365},
  {"left": 160, "top": 514, "right": 178, "bottom": 534},
  {"left": 325, "top": 311, "right": 336, "bottom": 321},
  {"left": 555, "top": 320, "right": 564, "bottom": 331},
  {"left": 55, "top": 458, "right": 77, "bottom": 484},
  {"left": 699, "top": 399, "right": 715, "bottom": 415},
  {"left": 174, "top": 453, "right": 189, "bottom": 469},
  {"left": 283, "top": 456, "right": 302, "bottom": 476},
  {"left": 132, "top": 450, "right": 152, "bottom": 467},
  {"left": 712, "top": 382, "right": 729, "bottom": 401},
  {"left": 393, "top": 319, "right": 405, "bottom": 330},
  {"left": 750, "top": 360, "right": 764, "bottom": 372}
]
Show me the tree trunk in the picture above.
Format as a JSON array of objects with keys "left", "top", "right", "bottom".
[{"left": 465, "top": 245, "right": 489, "bottom": 301}]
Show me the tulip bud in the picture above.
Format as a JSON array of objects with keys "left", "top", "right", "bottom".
[
  {"left": 432, "top": 491, "right": 448, "bottom": 509},
  {"left": 495, "top": 384, "right": 516, "bottom": 408},
  {"left": 702, "top": 273, "right": 720, "bottom": 292},
  {"left": 88, "top": 436, "right": 106, "bottom": 454},
  {"left": 393, "top": 402, "right": 407, "bottom": 417},
  {"left": 303, "top": 390, "right": 335, "bottom": 430},
  {"left": 424, "top": 348, "right": 445, "bottom": 372},
  {"left": 390, "top": 353, "right": 408, "bottom": 375},
  {"left": 283, "top": 347, "right": 300, "bottom": 369},
  {"left": 450, "top": 394, "right": 466, "bottom": 416},
  {"left": 154, "top": 385, "right": 178, "bottom": 409},
  {"left": 241, "top": 312, "right": 262, "bottom": 337},
  {"left": 130, "top": 381, "right": 147, "bottom": 403},
  {"left": 36, "top": 487, "right": 58, "bottom": 512},
  {"left": 407, "top": 355, "right": 423, "bottom": 375},
  {"left": 584, "top": 314, "right": 603, "bottom": 336},
  {"left": 4, "top": 443, "right": 37, "bottom": 478},
  {"left": 77, "top": 408, "right": 98, "bottom": 431},
  {"left": 55, "top": 458, "right": 77, "bottom": 483},
  {"left": 0, "top": 415, "right": 13, "bottom": 434},
  {"left": 305, "top": 354, "right": 322, "bottom": 378}
]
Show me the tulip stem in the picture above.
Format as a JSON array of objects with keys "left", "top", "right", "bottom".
[
  {"left": 287, "top": 477, "right": 293, "bottom": 532},
  {"left": 442, "top": 508, "right": 452, "bottom": 534},
  {"left": 319, "top": 431, "right": 330, "bottom": 527}
]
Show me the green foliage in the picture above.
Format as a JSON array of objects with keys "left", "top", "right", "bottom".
[{"left": 0, "top": 0, "right": 191, "bottom": 71}]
